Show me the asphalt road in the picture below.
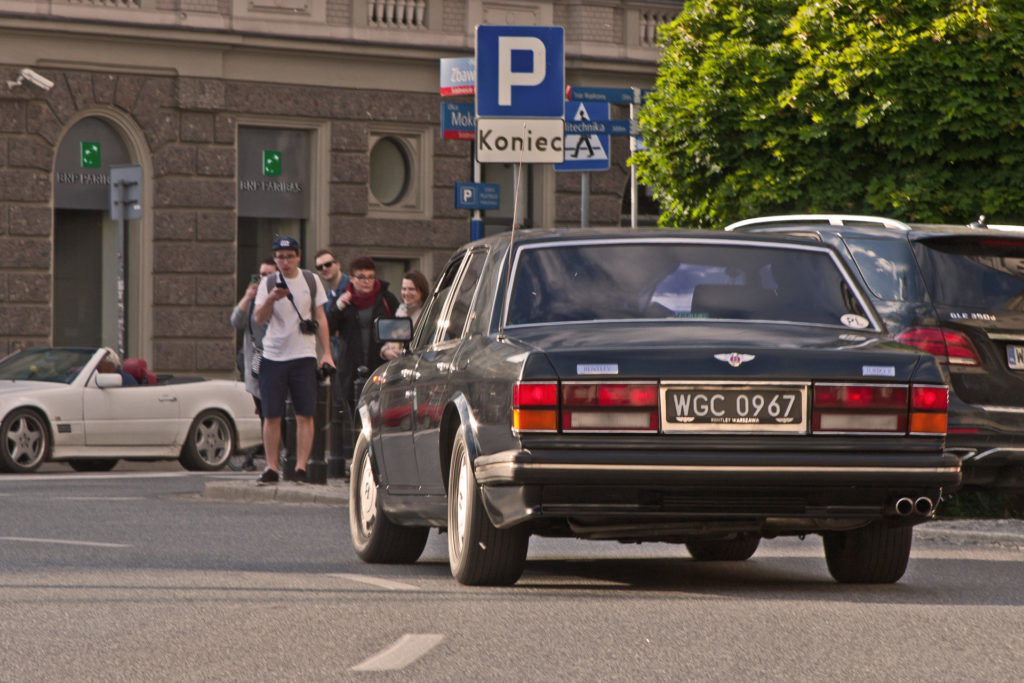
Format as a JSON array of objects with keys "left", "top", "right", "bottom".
[{"left": 2, "top": 464, "right": 1023, "bottom": 681}]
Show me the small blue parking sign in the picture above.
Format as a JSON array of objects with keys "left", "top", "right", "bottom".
[{"left": 476, "top": 25, "right": 564, "bottom": 118}]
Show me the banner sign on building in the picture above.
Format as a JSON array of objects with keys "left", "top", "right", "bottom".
[
  {"left": 440, "top": 57, "right": 475, "bottom": 96},
  {"left": 441, "top": 101, "right": 475, "bottom": 140}
]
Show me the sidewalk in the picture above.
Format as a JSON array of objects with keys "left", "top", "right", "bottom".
[
  {"left": 203, "top": 476, "right": 349, "bottom": 506},
  {"left": 200, "top": 479, "right": 1024, "bottom": 548}
]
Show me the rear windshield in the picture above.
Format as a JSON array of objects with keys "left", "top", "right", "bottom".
[
  {"left": 912, "top": 237, "right": 1024, "bottom": 309},
  {"left": 506, "top": 241, "right": 872, "bottom": 328},
  {"left": 842, "top": 236, "right": 928, "bottom": 302}
]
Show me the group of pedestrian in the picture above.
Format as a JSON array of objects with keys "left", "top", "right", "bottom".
[{"left": 232, "top": 235, "right": 428, "bottom": 486}]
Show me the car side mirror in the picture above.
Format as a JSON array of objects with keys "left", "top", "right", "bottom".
[
  {"left": 95, "top": 372, "right": 123, "bottom": 388},
  {"left": 375, "top": 317, "right": 413, "bottom": 344}
]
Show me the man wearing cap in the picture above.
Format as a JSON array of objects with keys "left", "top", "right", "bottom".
[{"left": 252, "top": 236, "right": 334, "bottom": 485}]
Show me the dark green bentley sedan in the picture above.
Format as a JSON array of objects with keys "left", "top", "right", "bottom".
[{"left": 349, "top": 229, "right": 961, "bottom": 586}]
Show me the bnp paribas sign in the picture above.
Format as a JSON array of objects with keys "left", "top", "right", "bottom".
[{"left": 237, "top": 128, "right": 309, "bottom": 219}]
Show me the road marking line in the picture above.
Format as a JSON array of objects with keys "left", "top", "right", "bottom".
[
  {"left": 0, "top": 536, "right": 131, "bottom": 548},
  {"left": 57, "top": 496, "right": 145, "bottom": 501},
  {"left": 328, "top": 573, "right": 419, "bottom": 591},
  {"left": 351, "top": 634, "right": 444, "bottom": 672}
]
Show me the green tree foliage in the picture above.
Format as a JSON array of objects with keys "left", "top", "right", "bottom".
[{"left": 634, "top": 1, "right": 1024, "bottom": 228}]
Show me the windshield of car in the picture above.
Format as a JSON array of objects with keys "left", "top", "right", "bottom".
[
  {"left": 0, "top": 348, "right": 95, "bottom": 383},
  {"left": 506, "top": 241, "right": 872, "bottom": 328},
  {"left": 913, "top": 236, "right": 1024, "bottom": 310}
]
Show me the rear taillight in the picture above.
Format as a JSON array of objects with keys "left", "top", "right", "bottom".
[
  {"left": 512, "top": 381, "right": 660, "bottom": 432},
  {"left": 562, "top": 382, "right": 659, "bottom": 432},
  {"left": 512, "top": 382, "right": 558, "bottom": 432},
  {"left": 896, "top": 327, "right": 981, "bottom": 367},
  {"left": 811, "top": 382, "right": 947, "bottom": 435},
  {"left": 812, "top": 383, "right": 908, "bottom": 433},
  {"left": 909, "top": 385, "right": 948, "bottom": 435}
]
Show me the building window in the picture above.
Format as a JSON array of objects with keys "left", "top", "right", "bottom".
[
  {"left": 369, "top": 137, "right": 411, "bottom": 206},
  {"left": 367, "top": 125, "right": 430, "bottom": 217}
]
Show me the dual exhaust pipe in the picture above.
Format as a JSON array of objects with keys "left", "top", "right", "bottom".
[{"left": 893, "top": 496, "right": 934, "bottom": 517}]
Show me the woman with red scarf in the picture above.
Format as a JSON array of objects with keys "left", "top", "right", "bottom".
[{"left": 329, "top": 256, "right": 399, "bottom": 414}]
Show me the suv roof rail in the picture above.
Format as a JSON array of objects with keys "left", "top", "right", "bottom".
[{"left": 724, "top": 214, "right": 913, "bottom": 232}]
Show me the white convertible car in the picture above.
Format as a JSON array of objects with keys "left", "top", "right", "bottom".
[{"left": 0, "top": 347, "right": 262, "bottom": 473}]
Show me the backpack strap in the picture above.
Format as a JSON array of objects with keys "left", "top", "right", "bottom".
[
  {"left": 302, "top": 269, "right": 318, "bottom": 318},
  {"left": 265, "top": 270, "right": 319, "bottom": 319}
]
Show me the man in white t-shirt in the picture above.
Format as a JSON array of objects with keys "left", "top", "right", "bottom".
[{"left": 252, "top": 236, "right": 334, "bottom": 485}]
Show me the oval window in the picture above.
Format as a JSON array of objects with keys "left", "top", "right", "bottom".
[{"left": 369, "top": 137, "right": 410, "bottom": 206}]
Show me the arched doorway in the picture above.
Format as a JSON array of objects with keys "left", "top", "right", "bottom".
[{"left": 52, "top": 116, "right": 143, "bottom": 354}]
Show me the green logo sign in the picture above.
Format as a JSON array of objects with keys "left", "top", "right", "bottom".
[
  {"left": 81, "top": 142, "right": 101, "bottom": 168},
  {"left": 263, "top": 150, "right": 282, "bottom": 176}
]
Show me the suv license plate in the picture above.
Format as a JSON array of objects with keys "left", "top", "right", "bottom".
[
  {"left": 1007, "top": 345, "right": 1024, "bottom": 370},
  {"left": 662, "top": 385, "right": 806, "bottom": 433}
]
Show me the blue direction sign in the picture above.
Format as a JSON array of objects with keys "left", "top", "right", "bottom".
[
  {"left": 567, "top": 85, "right": 637, "bottom": 104},
  {"left": 441, "top": 101, "right": 475, "bottom": 140},
  {"left": 556, "top": 101, "right": 610, "bottom": 172},
  {"left": 564, "top": 119, "right": 637, "bottom": 136},
  {"left": 455, "top": 182, "right": 500, "bottom": 210},
  {"left": 476, "top": 25, "right": 564, "bottom": 118}
]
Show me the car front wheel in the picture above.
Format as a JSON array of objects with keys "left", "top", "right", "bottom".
[
  {"left": 0, "top": 408, "right": 51, "bottom": 473},
  {"left": 447, "top": 428, "right": 529, "bottom": 586},
  {"left": 349, "top": 432, "right": 429, "bottom": 563},
  {"left": 179, "top": 410, "right": 234, "bottom": 471},
  {"left": 823, "top": 521, "right": 913, "bottom": 584}
]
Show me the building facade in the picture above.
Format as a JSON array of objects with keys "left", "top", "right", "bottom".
[{"left": 0, "top": 0, "right": 676, "bottom": 374}]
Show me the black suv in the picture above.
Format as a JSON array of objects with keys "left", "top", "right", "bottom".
[{"left": 726, "top": 214, "right": 1024, "bottom": 489}]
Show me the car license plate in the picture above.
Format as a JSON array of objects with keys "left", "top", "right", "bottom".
[
  {"left": 661, "top": 384, "right": 807, "bottom": 433},
  {"left": 1007, "top": 344, "right": 1024, "bottom": 370}
]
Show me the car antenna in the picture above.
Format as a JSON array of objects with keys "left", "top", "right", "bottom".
[{"left": 498, "top": 123, "right": 528, "bottom": 342}]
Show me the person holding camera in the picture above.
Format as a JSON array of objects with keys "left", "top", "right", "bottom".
[
  {"left": 252, "top": 236, "right": 334, "bottom": 485},
  {"left": 329, "top": 256, "right": 399, "bottom": 440},
  {"left": 230, "top": 257, "right": 278, "bottom": 470}
]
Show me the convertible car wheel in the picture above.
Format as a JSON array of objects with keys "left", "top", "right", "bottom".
[
  {"left": 686, "top": 535, "right": 761, "bottom": 562},
  {"left": 349, "top": 433, "right": 429, "bottom": 563},
  {"left": 179, "top": 410, "right": 234, "bottom": 471},
  {"left": 0, "top": 408, "right": 50, "bottom": 473},
  {"left": 823, "top": 522, "right": 913, "bottom": 584},
  {"left": 68, "top": 459, "right": 119, "bottom": 472},
  {"left": 447, "top": 428, "right": 529, "bottom": 586}
]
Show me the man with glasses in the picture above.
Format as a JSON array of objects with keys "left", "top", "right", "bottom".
[
  {"left": 252, "top": 236, "right": 334, "bottom": 485},
  {"left": 329, "top": 256, "right": 399, "bottom": 473},
  {"left": 314, "top": 249, "right": 350, "bottom": 472}
]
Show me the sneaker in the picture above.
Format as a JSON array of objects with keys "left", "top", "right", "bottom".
[
  {"left": 241, "top": 456, "right": 255, "bottom": 472},
  {"left": 291, "top": 468, "right": 308, "bottom": 485},
  {"left": 256, "top": 468, "right": 279, "bottom": 486}
]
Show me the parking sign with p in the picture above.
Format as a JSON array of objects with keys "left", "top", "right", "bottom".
[{"left": 476, "top": 25, "right": 564, "bottom": 118}]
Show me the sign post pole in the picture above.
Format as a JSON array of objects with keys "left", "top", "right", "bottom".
[{"left": 109, "top": 164, "right": 142, "bottom": 357}]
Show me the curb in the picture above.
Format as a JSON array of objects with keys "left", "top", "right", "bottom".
[{"left": 203, "top": 480, "right": 348, "bottom": 506}]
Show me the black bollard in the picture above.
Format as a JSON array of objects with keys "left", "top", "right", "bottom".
[
  {"left": 327, "top": 369, "right": 347, "bottom": 478},
  {"left": 308, "top": 363, "right": 333, "bottom": 485},
  {"left": 281, "top": 398, "right": 296, "bottom": 479}
]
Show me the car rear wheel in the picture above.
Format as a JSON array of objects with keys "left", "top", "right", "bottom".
[
  {"left": 686, "top": 535, "right": 761, "bottom": 561},
  {"left": 349, "top": 433, "right": 429, "bottom": 563},
  {"left": 179, "top": 410, "right": 234, "bottom": 471},
  {"left": 68, "top": 459, "right": 119, "bottom": 472},
  {"left": 823, "top": 521, "right": 913, "bottom": 584},
  {"left": 0, "top": 408, "right": 51, "bottom": 473},
  {"left": 447, "top": 428, "right": 529, "bottom": 586}
]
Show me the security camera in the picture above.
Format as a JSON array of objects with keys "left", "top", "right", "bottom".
[{"left": 7, "top": 68, "right": 54, "bottom": 91}]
